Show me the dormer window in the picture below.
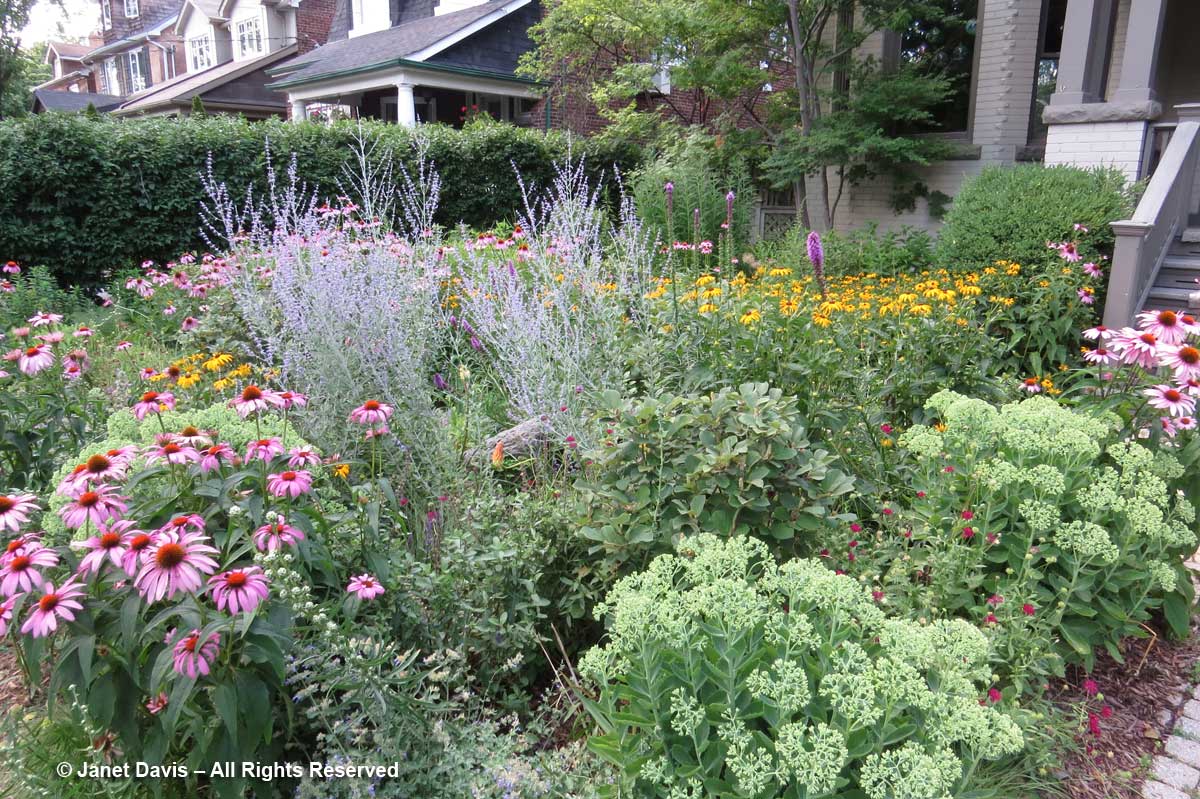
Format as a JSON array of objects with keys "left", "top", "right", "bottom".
[
  {"left": 124, "top": 0, "right": 139, "bottom": 17},
  {"left": 128, "top": 50, "right": 148, "bottom": 91},
  {"left": 101, "top": 0, "right": 111, "bottom": 29},
  {"left": 235, "top": 17, "right": 263, "bottom": 58},
  {"left": 189, "top": 35, "right": 213, "bottom": 70}
]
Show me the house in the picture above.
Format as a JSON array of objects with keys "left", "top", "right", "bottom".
[
  {"left": 38, "top": 40, "right": 102, "bottom": 93},
  {"left": 111, "top": 0, "right": 336, "bottom": 117},
  {"left": 266, "top": 0, "right": 544, "bottom": 126},
  {"left": 80, "top": 0, "right": 188, "bottom": 97}
]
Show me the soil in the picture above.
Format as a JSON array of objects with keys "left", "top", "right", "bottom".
[{"left": 1053, "top": 617, "right": 1200, "bottom": 799}]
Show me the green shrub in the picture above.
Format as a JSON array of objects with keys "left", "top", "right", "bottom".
[
  {"left": 0, "top": 115, "right": 641, "bottom": 287},
  {"left": 936, "top": 164, "right": 1133, "bottom": 272},
  {"left": 578, "top": 534, "right": 1024, "bottom": 798},
  {"left": 761, "top": 222, "right": 935, "bottom": 277},
  {"left": 576, "top": 384, "right": 856, "bottom": 579}
]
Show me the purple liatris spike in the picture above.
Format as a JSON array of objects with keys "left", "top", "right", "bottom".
[
  {"left": 664, "top": 181, "right": 674, "bottom": 218},
  {"left": 807, "top": 230, "right": 828, "bottom": 299},
  {"left": 469, "top": 335, "right": 482, "bottom": 351},
  {"left": 433, "top": 373, "right": 448, "bottom": 391},
  {"left": 725, "top": 191, "right": 735, "bottom": 225}
]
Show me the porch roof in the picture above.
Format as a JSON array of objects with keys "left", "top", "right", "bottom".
[{"left": 266, "top": 0, "right": 534, "bottom": 90}]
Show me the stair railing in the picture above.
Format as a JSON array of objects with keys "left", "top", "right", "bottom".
[{"left": 1105, "top": 104, "right": 1200, "bottom": 326}]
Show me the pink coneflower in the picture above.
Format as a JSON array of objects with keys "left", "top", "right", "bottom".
[
  {"left": 2, "top": 261, "right": 18, "bottom": 274},
  {"left": 347, "top": 574, "right": 385, "bottom": 600},
  {"left": 0, "top": 281, "right": 11, "bottom": 293},
  {"left": 145, "top": 693, "right": 168, "bottom": 715},
  {"left": 157, "top": 514, "right": 205, "bottom": 536},
  {"left": 230, "top": 385, "right": 283, "bottom": 418},
  {"left": 1082, "top": 325, "right": 1112, "bottom": 341},
  {"left": 139, "top": 367, "right": 157, "bottom": 380},
  {"left": 245, "top": 438, "right": 284, "bottom": 462},
  {"left": 1137, "top": 309, "right": 1188, "bottom": 346},
  {"left": 1082, "top": 262, "right": 1103, "bottom": 278},
  {"left": 197, "top": 443, "right": 235, "bottom": 474},
  {"left": 1083, "top": 347, "right": 1116, "bottom": 365},
  {"left": 277, "top": 391, "right": 308, "bottom": 409},
  {"left": 135, "top": 530, "right": 219, "bottom": 603},
  {"left": 1077, "top": 288, "right": 1095, "bottom": 305},
  {"left": 0, "top": 545, "right": 58, "bottom": 595},
  {"left": 1182, "top": 378, "right": 1200, "bottom": 396},
  {"left": 287, "top": 447, "right": 321, "bottom": 467},
  {"left": 59, "top": 485, "right": 128, "bottom": 530},
  {"left": 267, "top": 470, "right": 313, "bottom": 499},
  {"left": 1056, "top": 242, "right": 1081, "bottom": 262},
  {"left": 116, "top": 341, "right": 133, "bottom": 351},
  {"left": 364, "top": 424, "right": 390, "bottom": 440},
  {"left": 121, "top": 529, "right": 156, "bottom": 577},
  {"left": 172, "top": 426, "right": 212, "bottom": 448},
  {"left": 74, "top": 525, "right": 136, "bottom": 574},
  {"left": 132, "top": 390, "right": 175, "bottom": 421},
  {"left": 1112, "top": 328, "right": 1159, "bottom": 370},
  {"left": 21, "top": 579, "right": 85, "bottom": 638},
  {"left": 1, "top": 532, "right": 40, "bottom": 564},
  {"left": 72, "top": 453, "right": 127, "bottom": 489},
  {"left": 28, "top": 312, "right": 63, "bottom": 327},
  {"left": 180, "top": 317, "right": 199, "bottom": 332},
  {"left": 146, "top": 441, "right": 201, "bottom": 466},
  {"left": 172, "top": 630, "right": 220, "bottom": 678},
  {"left": 349, "top": 400, "right": 393, "bottom": 426},
  {"left": 162, "top": 304, "right": 175, "bottom": 316},
  {"left": 0, "top": 595, "right": 16, "bottom": 635},
  {"left": 208, "top": 567, "right": 269, "bottom": 614},
  {"left": 253, "top": 518, "right": 305, "bottom": 551},
  {"left": 0, "top": 493, "right": 39, "bottom": 533},
  {"left": 18, "top": 344, "right": 53, "bottom": 376},
  {"left": 1161, "top": 344, "right": 1200, "bottom": 382},
  {"left": 1145, "top": 384, "right": 1196, "bottom": 417},
  {"left": 1177, "top": 416, "right": 1198, "bottom": 431},
  {"left": 37, "top": 331, "right": 64, "bottom": 345},
  {"left": 1021, "top": 377, "right": 1042, "bottom": 393}
]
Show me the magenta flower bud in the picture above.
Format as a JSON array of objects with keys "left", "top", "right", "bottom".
[{"left": 806, "top": 231, "right": 824, "bottom": 268}]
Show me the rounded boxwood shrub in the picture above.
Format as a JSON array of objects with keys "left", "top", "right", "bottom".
[
  {"left": 578, "top": 534, "right": 1024, "bottom": 798},
  {"left": 936, "top": 165, "right": 1133, "bottom": 272}
]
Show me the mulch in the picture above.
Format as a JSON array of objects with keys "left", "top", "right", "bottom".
[
  {"left": 0, "top": 644, "right": 31, "bottom": 713},
  {"left": 1052, "top": 616, "right": 1200, "bottom": 799}
]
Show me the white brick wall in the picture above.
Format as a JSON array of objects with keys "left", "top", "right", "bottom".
[
  {"left": 1105, "top": 0, "right": 1130, "bottom": 100},
  {"left": 1044, "top": 120, "right": 1146, "bottom": 180}
]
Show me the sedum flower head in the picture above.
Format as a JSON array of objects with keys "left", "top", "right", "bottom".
[
  {"left": 1055, "top": 520, "right": 1119, "bottom": 564},
  {"left": 860, "top": 742, "right": 961, "bottom": 799},
  {"left": 776, "top": 721, "right": 847, "bottom": 794},
  {"left": 1019, "top": 500, "right": 1060, "bottom": 534}
]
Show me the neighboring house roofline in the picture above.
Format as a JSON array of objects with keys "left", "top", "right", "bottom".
[
  {"left": 115, "top": 44, "right": 298, "bottom": 114},
  {"left": 405, "top": 0, "right": 529, "bottom": 62},
  {"left": 267, "top": 55, "right": 542, "bottom": 90},
  {"left": 44, "top": 41, "right": 93, "bottom": 65},
  {"left": 83, "top": 15, "right": 181, "bottom": 61},
  {"left": 174, "top": 0, "right": 228, "bottom": 34},
  {"left": 32, "top": 70, "right": 91, "bottom": 91}
]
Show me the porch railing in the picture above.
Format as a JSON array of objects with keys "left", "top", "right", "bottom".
[{"left": 1104, "top": 105, "right": 1200, "bottom": 326}]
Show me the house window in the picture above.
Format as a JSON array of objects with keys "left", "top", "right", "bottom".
[
  {"left": 900, "top": 0, "right": 978, "bottom": 133},
  {"left": 101, "top": 0, "right": 111, "bottom": 29},
  {"left": 127, "top": 49, "right": 148, "bottom": 92},
  {"left": 189, "top": 35, "right": 213, "bottom": 70},
  {"left": 103, "top": 58, "right": 120, "bottom": 93},
  {"left": 124, "top": 0, "right": 138, "bottom": 17},
  {"left": 235, "top": 17, "right": 263, "bottom": 58},
  {"left": 1029, "top": 0, "right": 1068, "bottom": 143}
]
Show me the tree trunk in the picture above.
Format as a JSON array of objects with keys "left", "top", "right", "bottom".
[{"left": 785, "top": 0, "right": 832, "bottom": 232}]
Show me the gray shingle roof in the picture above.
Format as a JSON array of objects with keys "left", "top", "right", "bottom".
[
  {"left": 270, "top": 0, "right": 519, "bottom": 87},
  {"left": 32, "top": 90, "right": 124, "bottom": 113}
]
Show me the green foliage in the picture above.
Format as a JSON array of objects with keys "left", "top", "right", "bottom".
[
  {"left": 631, "top": 131, "right": 755, "bottom": 252},
  {"left": 190, "top": 95, "right": 207, "bottom": 117},
  {"left": 1, "top": 44, "right": 47, "bottom": 120},
  {"left": 578, "top": 534, "right": 1024, "bottom": 798},
  {"left": 840, "top": 390, "right": 1199, "bottom": 691},
  {"left": 763, "top": 222, "right": 935, "bottom": 276},
  {"left": 576, "top": 384, "right": 856, "bottom": 579},
  {"left": 0, "top": 115, "right": 641, "bottom": 286},
  {"left": 0, "top": 265, "right": 94, "bottom": 331},
  {"left": 936, "top": 165, "right": 1134, "bottom": 272}
]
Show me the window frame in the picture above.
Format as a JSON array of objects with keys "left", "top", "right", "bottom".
[
  {"left": 188, "top": 34, "right": 214, "bottom": 71},
  {"left": 127, "top": 49, "right": 147, "bottom": 92},
  {"left": 101, "top": 0, "right": 112, "bottom": 30},
  {"left": 103, "top": 57, "right": 120, "bottom": 94},
  {"left": 124, "top": 0, "right": 139, "bottom": 18},
  {"left": 234, "top": 16, "right": 264, "bottom": 59}
]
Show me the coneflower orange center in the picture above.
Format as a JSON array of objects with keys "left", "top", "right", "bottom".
[
  {"left": 180, "top": 426, "right": 200, "bottom": 437},
  {"left": 100, "top": 532, "right": 121, "bottom": 548},
  {"left": 1180, "top": 346, "right": 1200, "bottom": 365},
  {"left": 0, "top": 497, "right": 13, "bottom": 513},
  {"left": 24, "top": 347, "right": 39, "bottom": 357},
  {"left": 155, "top": 543, "right": 186, "bottom": 568},
  {"left": 183, "top": 635, "right": 198, "bottom": 652},
  {"left": 225, "top": 572, "right": 248, "bottom": 588},
  {"left": 85, "top": 454, "right": 111, "bottom": 473},
  {"left": 5, "top": 539, "right": 21, "bottom": 553},
  {"left": 38, "top": 594, "right": 59, "bottom": 612},
  {"left": 167, "top": 366, "right": 181, "bottom": 378},
  {"left": 9, "top": 556, "right": 29, "bottom": 571},
  {"left": 78, "top": 491, "right": 99, "bottom": 507},
  {"left": 129, "top": 534, "right": 151, "bottom": 551},
  {"left": 242, "top": 386, "right": 263, "bottom": 401},
  {"left": 363, "top": 400, "right": 380, "bottom": 410},
  {"left": 169, "top": 516, "right": 189, "bottom": 528},
  {"left": 1159, "top": 311, "right": 1178, "bottom": 325},
  {"left": 1140, "top": 333, "right": 1157, "bottom": 345},
  {"left": 162, "top": 443, "right": 181, "bottom": 454},
  {"left": 282, "top": 471, "right": 297, "bottom": 480},
  {"left": 1165, "top": 389, "right": 1183, "bottom": 402},
  {"left": 141, "top": 391, "right": 159, "bottom": 403}
]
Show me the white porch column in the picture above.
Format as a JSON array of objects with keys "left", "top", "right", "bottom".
[
  {"left": 290, "top": 98, "right": 307, "bottom": 123},
  {"left": 1112, "top": 0, "right": 1168, "bottom": 104},
  {"left": 396, "top": 82, "right": 416, "bottom": 127}
]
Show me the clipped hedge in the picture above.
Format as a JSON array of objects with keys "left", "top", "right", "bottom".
[
  {"left": 936, "top": 164, "right": 1134, "bottom": 271},
  {"left": 0, "top": 114, "right": 641, "bottom": 286}
]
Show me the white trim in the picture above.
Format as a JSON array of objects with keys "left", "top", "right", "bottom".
[
  {"left": 188, "top": 34, "right": 214, "bottom": 70},
  {"left": 283, "top": 65, "right": 539, "bottom": 104},
  {"left": 234, "top": 14, "right": 265, "bottom": 59},
  {"left": 405, "top": 0, "right": 531, "bottom": 62},
  {"left": 124, "top": 0, "right": 140, "bottom": 18},
  {"left": 175, "top": 0, "right": 228, "bottom": 35}
]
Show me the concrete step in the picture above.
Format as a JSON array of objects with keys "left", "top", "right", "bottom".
[
  {"left": 1180, "top": 228, "right": 1200, "bottom": 244},
  {"left": 1145, "top": 285, "right": 1199, "bottom": 311}
]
